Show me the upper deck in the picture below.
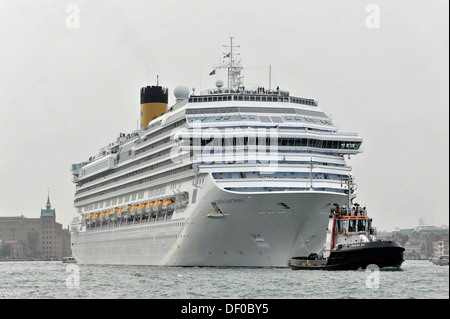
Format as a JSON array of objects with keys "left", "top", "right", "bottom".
[{"left": 189, "top": 87, "right": 317, "bottom": 107}]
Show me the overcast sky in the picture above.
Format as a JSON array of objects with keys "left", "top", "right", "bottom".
[{"left": 0, "top": 0, "right": 448, "bottom": 231}]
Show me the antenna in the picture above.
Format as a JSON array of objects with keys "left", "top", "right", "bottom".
[
  {"left": 157, "top": 75, "right": 159, "bottom": 86},
  {"left": 269, "top": 65, "right": 272, "bottom": 90}
]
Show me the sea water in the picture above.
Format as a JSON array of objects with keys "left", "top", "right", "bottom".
[{"left": 0, "top": 260, "right": 447, "bottom": 300}]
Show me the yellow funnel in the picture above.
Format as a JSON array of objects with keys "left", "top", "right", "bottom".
[{"left": 140, "top": 85, "right": 168, "bottom": 129}]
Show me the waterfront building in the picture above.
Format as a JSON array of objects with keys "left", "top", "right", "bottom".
[{"left": 0, "top": 195, "right": 71, "bottom": 260}]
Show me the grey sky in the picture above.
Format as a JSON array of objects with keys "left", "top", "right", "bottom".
[{"left": 0, "top": 0, "right": 448, "bottom": 231}]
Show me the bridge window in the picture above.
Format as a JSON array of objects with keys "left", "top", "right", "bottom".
[
  {"left": 357, "top": 219, "right": 367, "bottom": 232},
  {"left": 348, "top": 219, "right": 357, "bottom": 232}
]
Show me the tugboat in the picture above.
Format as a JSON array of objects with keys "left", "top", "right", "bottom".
[
  {"left": 429, "top": 255, "right": 449, "bottom": 266},
  {"left": 62, "top": 256, "right": 77, "bottom": 263},
  {"left": 288, "top": 179, "right": 405, "bottom": 270}
]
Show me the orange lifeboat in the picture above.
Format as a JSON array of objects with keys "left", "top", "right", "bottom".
[
  {"left": 129, "top": 204, "right": 137, "bottom": 217},
  {"left": 85, "top": 213, "right": 94, "bottom": 225},
  {"left": 162, "top": 199, "right": 174, "bottom": 210},
  {"left": 137, "top": 203, "right": 146, "bottom": 215},
  {"left": 152, "top": 200, "right": 163, "bottom": 212},
  {"left": 115, "top": 207, "right": 122, "bottom": 218},
  {"left": 99, "top": 211, "right": 107, "bottom": 221},
  {"left": 145, "top": 201, "right": 154, "bottom": 213},
  {"left": 119, "top": 207, "right": 128, "bottom": 218},
  {"left": 107, "top": 209, "right": 116, "bottom": 221},
  {"left": 131, "top": 204, "right": 140, "bottom": 217}
]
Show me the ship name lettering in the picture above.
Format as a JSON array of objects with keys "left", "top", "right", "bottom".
[{"left": 215, "top": 198, "right": 244, "bottom": 204}]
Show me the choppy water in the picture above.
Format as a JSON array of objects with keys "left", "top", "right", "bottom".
[{"left": 0, "top": 260, "right": 447, "bottom": 300}]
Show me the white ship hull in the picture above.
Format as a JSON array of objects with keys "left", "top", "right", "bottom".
[{"left": 71, "top": 175, "right": 345, "bottom": 267}]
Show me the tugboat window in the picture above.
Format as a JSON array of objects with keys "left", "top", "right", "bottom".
[
  {"left": 336, "top": 220, "right": 342, "bottom": 233},
  {"left": 348, "top": 219, "right": 356, "bottom": 232},
  {"left": 357, "top": 219, "right": 367, "bottom": 232}
]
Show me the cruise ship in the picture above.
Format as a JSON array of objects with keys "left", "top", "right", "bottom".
[{"left": 69, "top": 37, "right": 363, "bottom": 267}]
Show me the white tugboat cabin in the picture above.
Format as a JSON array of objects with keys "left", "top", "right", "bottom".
[{"left": 323, "top": 202, "right": 376, "bottom": 259}]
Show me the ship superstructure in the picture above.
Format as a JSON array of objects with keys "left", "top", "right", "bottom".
[{"left": 69, "top": 37, "right": 363, "bottom": 266}]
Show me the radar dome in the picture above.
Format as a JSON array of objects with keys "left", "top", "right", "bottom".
[
  {"left": 174, "top": 85, "right": 190, "bottom": 102},
  {"left": 216, "top": 80, "right": 224, "bottom": 88}
]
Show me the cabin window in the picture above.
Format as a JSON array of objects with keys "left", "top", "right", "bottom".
[
  {"left": 357, "top": 219, "right": 367, "bottom": 232},
  {"left": 335, "top": 220, "right": 342, "bottom": 233},
  {"left": 348, "top": 219, "right": 357, "bottom": 232},
  {"left": 288, "top": 138, "right": 295, "bottom": 146},
  {"left": 300, "top": 139, "right": 308, "bottom": 146},
  {"left": 341, "top": 220, "right": 348, "bottom": 232}
]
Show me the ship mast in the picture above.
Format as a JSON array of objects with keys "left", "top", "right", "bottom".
[{"left": 218, "top": 36, "right": 243, "bottom": 90}]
